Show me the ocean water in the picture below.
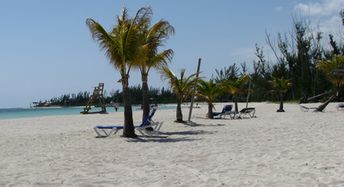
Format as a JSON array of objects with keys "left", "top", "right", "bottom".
[{"left": 0, "top": 105, "right": 176, "bottom": 120}]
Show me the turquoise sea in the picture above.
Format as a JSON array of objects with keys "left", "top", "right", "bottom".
[{"left": 0, "top": 105, "right": 176, "bottom": 120}]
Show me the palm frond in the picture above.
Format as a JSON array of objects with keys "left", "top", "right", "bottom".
[
  {"left": 160, "top": 67, "right": 198, "bottom": 102},
  {"left": 86, "top": 18, "right": 119, "bottom": 65}
]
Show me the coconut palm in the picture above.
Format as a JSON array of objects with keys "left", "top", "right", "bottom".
[
  {"left": 196, "top": 79, "right": 222, "bottom": 119},
  {"left": 269, "top": 77, "right": 292, "bottom": 112},
  {"left": 315, "top": 55, "right": 344, "bottom": 111},
  {"left": 86, "top": 7, "right": 151, "bottom": 138},
  {"left": 221, "top": 75, "right": 249, "bottom": 113},
  {"left": 160, "top": 67, "right": 197, "bottom": 122},
  {"left": 133, "top": 14, "right": 175, "bottom": 122},
  {"left": 316, "top": 55, "right": 344, "bottom": 95}
]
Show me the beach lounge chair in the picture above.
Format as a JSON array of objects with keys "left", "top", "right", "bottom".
[
  {"left": 135, "top": 108, "right": 163, "bottom": 136},
  {"left": 237, "top": 107, "right": 256, "bottom": 119},
  {"left": 94, "top": 107, "right": 162, "bottom": 137},
  {"left": 93, "top": 125, "right": 123, "bottom": 137},
  {"left": 213, "top": 104, "right": 235, "bottom": 119},
  {"left": 299, "top": 105, "right": 318, "bottom": 112},
  {"left": 337, "top": 103, "right": 344, "bottom": 111}
]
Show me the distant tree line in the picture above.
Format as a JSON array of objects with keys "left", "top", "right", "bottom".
[{"left": 33, "top": 86, "right": 176, "bottom": 107}]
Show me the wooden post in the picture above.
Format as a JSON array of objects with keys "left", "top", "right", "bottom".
[
  {"left": 187, "top": 58, "right": 201, "bottom": 123},
  {"left": 245, "top": 77, "right": 251, "bottom": 108}
]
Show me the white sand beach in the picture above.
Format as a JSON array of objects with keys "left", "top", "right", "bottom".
[{"left": 1, "top": 102, "right": 344, "bottom": 186}]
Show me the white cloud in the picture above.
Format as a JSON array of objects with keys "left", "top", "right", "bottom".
[
  {"left": 294, "top": 0, "right": 344, "bottom": 16},
  {"left": 293, "top": 0, "right": 344, "bottom": 38}
]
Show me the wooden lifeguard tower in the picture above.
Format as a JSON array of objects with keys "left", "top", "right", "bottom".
[{"left": 81, "top": 83, "right": 107, "bottom": 114}]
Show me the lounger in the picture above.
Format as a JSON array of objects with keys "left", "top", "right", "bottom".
[
  {"left": 299, "top": 105, "right": 318, "bottom": 112},
  {"left": 135, "top": 107, "right": 163, "bottom": 136},
  {"left": 337, "top": 103, "right": 344, "bottom": 111},
  {"left": 136, "top": 120, "right": 163, "bottom": 136},
  {"left": 94, "top": 107, "right": 162, "bottom": 137},
  {"left": 238, "top": 107, "right": 256, "bottom": 119},
  {"left": 93, "top": 125, "right": 123, "bottom": 137},
  {"left": 213, "top": 104, "right": 235, "bottom": 119}
]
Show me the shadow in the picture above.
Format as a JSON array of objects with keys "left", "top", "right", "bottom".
[
  {"left": 185, "top": 121, "right": 225, "bottom": 127},
  {"left": 160, "top": 130, "right": 216, "bottom": 136},
  {"left": 194, "top": 116, "right": 232, "bottom": 120},
  {"left": 126, "top": 137, "right": 199, "bottom": 143},
  {"left": 95, "top": 135, "right": 108, "bottom": 138}
]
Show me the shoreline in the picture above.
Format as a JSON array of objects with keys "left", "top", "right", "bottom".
[{"left": 0, "top": 103, "right": 181, "bottom": 121}]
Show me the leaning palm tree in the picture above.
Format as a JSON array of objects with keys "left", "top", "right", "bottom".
[
  {"left": 269, "top": 77, "right": 292, "bottom": 112},
  {"left": 133, "top": 14, "right": 175, "bottom": 122},
  {"left": 196, "top": 79, "right": 222, "bottom": 119},
  {"left": 160, "top": 67, "right": 197, "bottom": 122},
  {"left": 315, "top": 55, "right": 344, "bottom": 111},
  {"left": 221, "top": 75, "right": 249, "bottom": 113},
  {"left": 86, "top": 7, "right": 151, "bottom": 138}
]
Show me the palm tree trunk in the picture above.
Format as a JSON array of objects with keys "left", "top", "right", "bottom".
[
  {"left": 277, "top": 94, "right": 285, "bottom": 112},
  {"left": 233, "top": 95, "right": 238, "bottom": 113},
  {"left": 121, "top": 75, "right": 137, "bottom": 138},
  {"left": 315, "top": 94, "right": 337, "bottom": 112},
  {"left": 176, "top": 100, "right": 183, "bottom": 122},
  {"left": 207, "top": 103, "right": 214, "bottom": 119},
  {"left": 141, "top": 73, "right": 150, "bottom": 123}
]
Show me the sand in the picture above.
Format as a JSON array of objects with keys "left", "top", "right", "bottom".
[{"left": 0, "top": 102, "right": 344, "bottom": 186}]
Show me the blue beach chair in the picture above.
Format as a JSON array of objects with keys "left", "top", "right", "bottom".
[
  {"left": 94, "top": 107, "right": 162, "bottom": 137},
  {"left": 212, "top": 104, "right": 235, "bottom": 119}
]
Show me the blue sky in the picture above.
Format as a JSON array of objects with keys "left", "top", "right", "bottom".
[{"left": 0, "top": 0, "right": 343, "bottom": 108}]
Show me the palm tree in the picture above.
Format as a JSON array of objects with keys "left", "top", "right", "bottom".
[
  {"left": 315, "top": 55, "right": 344, "bottom": 111},
  {"left": 269, "top": 77, "right": 292, "bottom": 112},
  {"left": 133, "top": 12, "right": 175, "bottom": 122},
  {"left": 86, "top": 7, "right": 151, "bottom": 138},
  {"left": 160, "top": 67, "right": 197, "bottom": 122},
  {"left": 196, "top": 79, "right": 222, "bottom": 119},
  {"left": 221, "top": 75, "right": 249, "bottom": 113},
  {"left": 316, "top": 55, "right": 344, "bottom": 95}
]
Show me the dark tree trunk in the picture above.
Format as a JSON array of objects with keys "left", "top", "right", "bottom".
[
  {"left": 277, "top": 94, "right": 285, "bottom": 112},
  {"left": 233, "top": 95, "right": 238, "bottom": 113},
  {"left": 141, "top": 73, "right": 150, "bottom": 123},
  {"left": 176, "top": 101, "right": 184, "bottom": 122},
  {"left": 207, "top": 103, "right": 214, "bottom": 119},
  {"left": 315, "top": 94, "right": 337, "bottom": 112},
  {"left": 121, "top": 76, "right": 137, "bottom": 138}
]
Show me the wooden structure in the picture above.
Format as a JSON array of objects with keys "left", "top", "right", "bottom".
[{"left": 81, "top": 83, "right": 107, "bottom": 114}]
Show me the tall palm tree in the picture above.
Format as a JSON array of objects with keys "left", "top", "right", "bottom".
[
  {"left": 269, "top": 77, "right": 292, "bottom": 112},
  {"left": 133, "top": 13, "right": 175, "bottom": 122},
  {"left": 315, "top": 55, "right": 344, "bottom": 111},
  {"left": 160, "top": 67, "right": 197, "bottom": 122},
  {"left": 86, "top": 7, "right": 151, "bottom": 138},
  {"left": 197, "top": 79, "right": 222, "bottom": 119},
  {"left": 221, "top": 75, "right": 249, "bottom": 113}
]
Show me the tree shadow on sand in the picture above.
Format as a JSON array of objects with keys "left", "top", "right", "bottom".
[
  {"left": 184, "top": 121, "right": 225, "bottom": 127},
  {"left": 160, "top": 129, "right": 216, "bottom": 136},
  {"left": 126, "top": 136, "right": 199, "bottom": 143},
  {"left": 125, "top": 129, "right": 217, "bottom": 143}
]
